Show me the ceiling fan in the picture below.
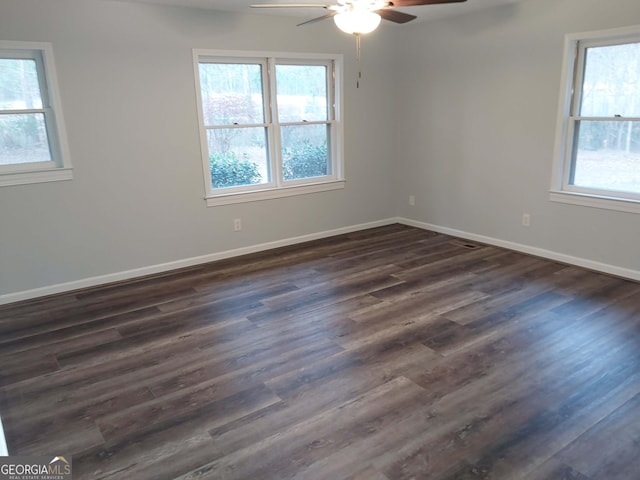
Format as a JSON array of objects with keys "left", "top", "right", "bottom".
[
  {"left": 250, "top": 0, "right": 467, "bottom": 35},
  {"left": 251, "top": 0, "right": 467, "bottom": 87}
]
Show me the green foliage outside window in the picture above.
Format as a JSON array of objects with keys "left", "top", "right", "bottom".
[
  {"left": 282, "top": 141, "right": 328, "bottom": 181},
  {"left": 210, "top": 141, "right": 329, "bottom": 188},
  {"left": 210, "top": 152, "right": 260, "bottom": 189}
]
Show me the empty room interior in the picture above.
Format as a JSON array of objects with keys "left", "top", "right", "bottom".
[{"left": 1, "top": 0, "right": 640, "bottom": 478}]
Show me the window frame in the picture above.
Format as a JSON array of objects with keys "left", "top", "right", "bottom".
[
  {"left": 551, "top": 25, "right": 640, "bottom": 214},
  {"left": 0, "top": 41, "right": 72, "bottom": 187},
  {"left": 193, "top": 49, "right": 344, "bottom": 207}
]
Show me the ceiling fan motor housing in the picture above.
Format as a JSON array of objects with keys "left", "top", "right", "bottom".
[{"left": 249, "top": 0, "right": 467, "bottom": 30}]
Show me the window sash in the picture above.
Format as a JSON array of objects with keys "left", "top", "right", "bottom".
[
  {"left": 270, "top": 59, "right": 336, "bottom": 187},
  {"left": 274, "top": 60, "right": 334, "bottom": 123},
  {"left": 198, "top": 58, "right": 269, "bottom": 128},
  {"left": 0, "top": 49, "right": 50, "bottom": 110},
  {"left": 563, "top": 117, "right": 640, "bottom": 200}
]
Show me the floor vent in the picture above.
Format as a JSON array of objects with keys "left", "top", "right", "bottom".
[{"left": 450, "top": 240, "right": 481, "bottom": 250}]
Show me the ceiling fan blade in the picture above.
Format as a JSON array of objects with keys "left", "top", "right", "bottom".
[
  {"left": 389, "top": 0, "right": 467, "bottom": 6},
  {"left": 250, "top": 3, "right": 331, "bottom": 8},
  {"left": 377, "top": 8, "right": 416, "bottom": 23},
  {"left": 297, "top": 11, "right": 338, "bottom": 26}
]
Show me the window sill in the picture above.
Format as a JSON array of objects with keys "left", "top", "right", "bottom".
[
  {"left": 549, "top": 190, "right": 640, "bottom": 214},
  {"left": 206, "top": 179, "right": 345, "bottom": 206},
  {"left": 0, "top": 168, "right": 73, "bottom": 187}
]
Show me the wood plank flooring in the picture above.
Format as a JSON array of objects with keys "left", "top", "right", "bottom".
[{"left": 1, "top": 224, "right": 640, "bottom": 479}]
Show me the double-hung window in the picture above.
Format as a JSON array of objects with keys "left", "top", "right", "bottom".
[
  {"left": 193, "top": 50, "right": 344, "bottom": 206},
  {"left": 551, "top": 26, "right": 640, "bottom": 213},
  {"left": 0, "top": 41, "right": 71, "bottom": 187}
]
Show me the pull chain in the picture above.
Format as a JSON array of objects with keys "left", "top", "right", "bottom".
[{"left": 355, "top": 33, "right": 362, "bottom": 89}]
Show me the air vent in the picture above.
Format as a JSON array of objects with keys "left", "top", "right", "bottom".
[{"left": 450, "top": 240, "right": 481, "bottom": 250}]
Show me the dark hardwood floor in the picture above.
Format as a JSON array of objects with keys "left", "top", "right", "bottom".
[{"left": 1, "top": 224, "right": 640, "bottom": 479}]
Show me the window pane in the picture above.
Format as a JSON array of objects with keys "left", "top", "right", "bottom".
[
  {"left": 281, "top": 124, "right": 330, "bottom": 181},
  {"left": 0, "top": 113, "right": 52, "bottom": 165},
  {"left": 199, "top": 63, "right": 264, "bottom": 126},
  {"left": 0, "top": 58, "right": 43, "bottom": 110},
  {"left": 276, "top": 65, "right": 328, "bottom": 122},
  {"left": 580, "top": 42, "right": 640, "bottom": 117},
  {"left": 207, "top": 127, "right": 270, "bottom": 189},
  {"left": 572, "top": 120, "right": 640, "bottom": 194}
]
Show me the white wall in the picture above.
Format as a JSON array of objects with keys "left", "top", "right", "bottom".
[
  {"left": 0, "top": 0, "right": 397, "bottom": 299},
  {"left": 2, "top": 0, "right": 640, "bottom": 302},
  {"left": 394, "top": 0, "right": 640, "bottom": 273}
]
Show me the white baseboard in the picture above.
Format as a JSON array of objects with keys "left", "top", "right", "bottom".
[
  {"left": 0, "top": 218, "right": 397, "bottom": 306},
  {"left": 3, "top": 216, "right": 638, "bottom": 306},
  {"left": 397, "top": 217, "right": 640, "bottom": 282}
]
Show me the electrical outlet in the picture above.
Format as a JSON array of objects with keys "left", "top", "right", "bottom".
[
  {"left": 409, "top": 195, "right": 416, "bottom": 206},
  {"left": 233, "top": 218, "right": 242, "bottom": 232},
  {"left": 522, "top": 214, "right": 531, "bottom": 227}
]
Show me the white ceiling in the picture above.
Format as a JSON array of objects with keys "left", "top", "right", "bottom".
[{"left": 114, "top": 0, "right": 526, "bottom": 24}]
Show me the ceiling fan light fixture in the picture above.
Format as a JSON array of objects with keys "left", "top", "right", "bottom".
[{"left": 333, "top": 9, "right": 381, "bottom": 34}]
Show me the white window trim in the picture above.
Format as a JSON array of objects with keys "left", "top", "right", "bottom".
[
  {"left": 0, "top": 41, "right": 72, "bottom": 187},
  {"left": 550, "top": 24, "right": 640, "bottom": 214},
  {"left": 193, "top": 49, "right": 344, "bottom": 207}
]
